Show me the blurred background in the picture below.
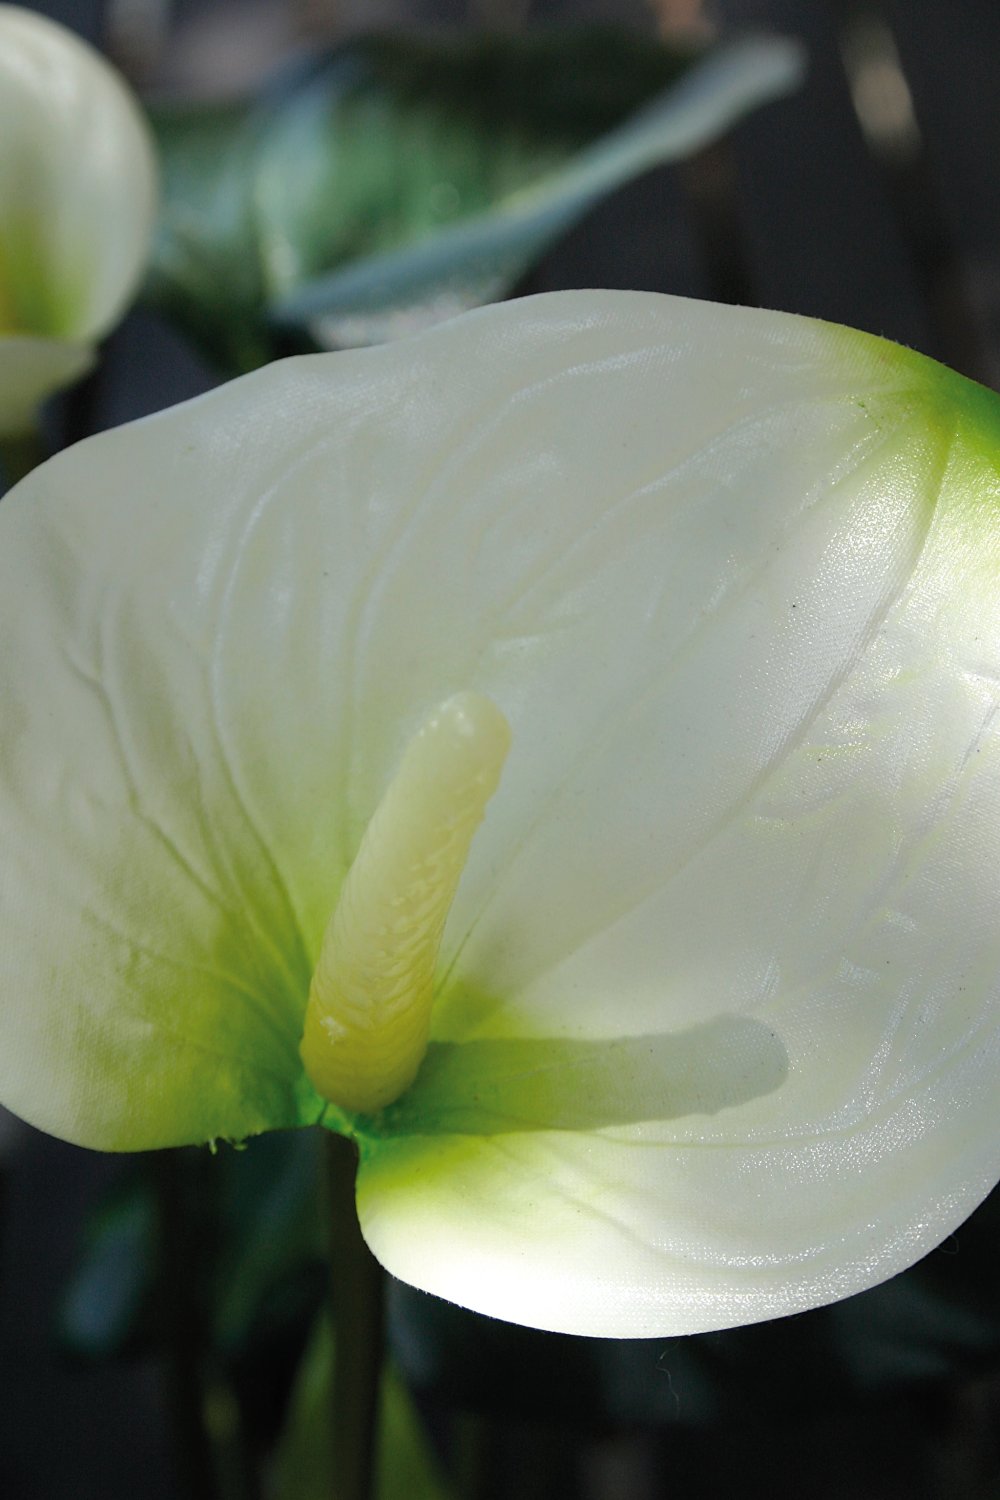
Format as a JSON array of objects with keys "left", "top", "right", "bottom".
[{"left": 2, "top": 1, "right": 1000, "bottom": 1497}]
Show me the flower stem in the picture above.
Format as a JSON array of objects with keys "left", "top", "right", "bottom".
[{"left": 325, "top": 1131, "right": 385, "bottom": 1500}]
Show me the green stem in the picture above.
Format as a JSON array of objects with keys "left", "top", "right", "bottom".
[
  {"left": 325, "top": 1131, "right": 385, "bottom": 1500},
  {"left": 0, "top": 428, "right": 46, "bottom": 489}
]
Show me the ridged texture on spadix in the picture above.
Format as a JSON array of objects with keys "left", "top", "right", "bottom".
[{"left": 301, "top": 693, "right": 510, "bottom": 1113}]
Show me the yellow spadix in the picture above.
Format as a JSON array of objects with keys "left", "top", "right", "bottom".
[{"left": 300, "top": 692, "right": 511, "bottom": 1113}]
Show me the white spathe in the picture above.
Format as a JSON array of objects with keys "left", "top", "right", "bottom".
[
  {"left": 0, "top": 6, "right": 157, "bottom": 435},
  {"left": 0, "top": 290, "right": 999, "bottom": 1335}
]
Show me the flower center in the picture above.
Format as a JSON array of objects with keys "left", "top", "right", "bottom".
[{"left": 300, "top": 691, "right": 511, "bottom": 1113}]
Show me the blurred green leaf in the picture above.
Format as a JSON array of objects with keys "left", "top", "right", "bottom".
[
  {"left": 148, "top": 97, "right": 274, "bottom": 373},
  {"left": 271, "top": 1309, "right": 452, "bottom": 1500},
  {"left": 58, "top": 1168, "right": 154, "bottom": 1358},
  {"left": 147, "top": 26, "right": 804, "bottom": 371},
  {"left": 213, "top": 1129, "right": 326, "bottom": 1355},
  {"left": 58, "top": 1131, "right": 325, "bottom": 1373}
]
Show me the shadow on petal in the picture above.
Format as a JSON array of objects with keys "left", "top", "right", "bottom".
[{"left": 375, "top": 1014, "right": 788, "bottom": 1137}]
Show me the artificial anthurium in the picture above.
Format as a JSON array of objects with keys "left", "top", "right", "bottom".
[
  {"left": 1, "top": 290, "right": 999, "bottom": 1339},
  {"left": 0, "top": 5, "right": 157, "bottom": 444}
]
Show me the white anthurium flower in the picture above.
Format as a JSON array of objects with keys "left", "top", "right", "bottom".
[
  {"left": 2, "top": 290, "right": 1000, "bottom": 1339},
  {"left": 0, "top": 6, "right": 157, "bottom": 437}
]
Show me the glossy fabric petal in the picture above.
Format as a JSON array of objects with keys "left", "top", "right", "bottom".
[{"left": 1, "top": 291, "right": 999, "bottom": 1334}]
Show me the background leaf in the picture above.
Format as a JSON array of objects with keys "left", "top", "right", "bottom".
[
  {"left": 58, "top": 1168, "right": 154, "bottom": 1360},
  {"left": 147, "top": 27, "right": 804, "bottom": 371},
  {"left": 270, "top": 1309, "right": 452, "bottom": 1500}
]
